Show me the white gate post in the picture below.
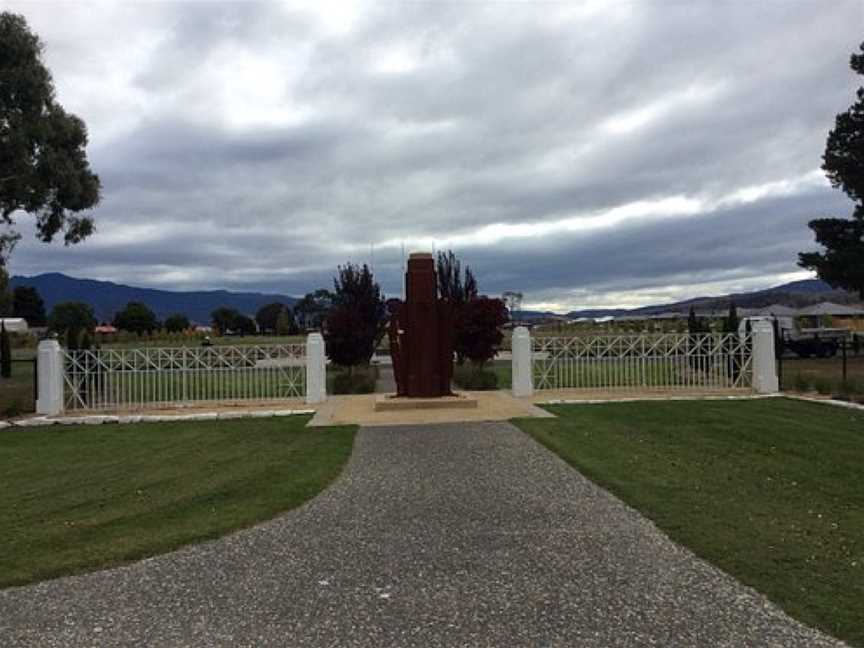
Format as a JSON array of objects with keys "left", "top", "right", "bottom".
[
  {"left": 751, "top": 319, "right": 779, "bottom": 394},
  {"left": 305, "top": 332, "right": 327, "bottom": 404},
  {"left": 36, "top": 338, "right": 64, "bottom": 416},
  {"left": 512, "top": 326, "right": 534, "bottom": 398}
]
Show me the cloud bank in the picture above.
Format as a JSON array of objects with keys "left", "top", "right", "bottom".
[{"left": 6, "top": 1, "right": 863, "bottom": 310}]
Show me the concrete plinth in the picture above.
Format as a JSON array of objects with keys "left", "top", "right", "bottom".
[{"left": 374, "top": 393, "right": 478, "bottom": 412}]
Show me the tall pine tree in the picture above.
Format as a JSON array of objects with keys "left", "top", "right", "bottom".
[{"left": 799, "top": 42, "right": 864, "bottom": 298}]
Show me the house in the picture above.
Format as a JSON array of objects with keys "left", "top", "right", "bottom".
[
  {"left": 0, "top": 318, "right": 29, "bottom": 333},
  {"left": 95, "top": 324, "right": 118, "bottom": 335},
  {"left": 797, "top": 302, "right": 864, "bottom": 331}
]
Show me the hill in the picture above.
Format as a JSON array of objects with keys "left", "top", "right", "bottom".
[
  {"left": 9, "top": 273, "right": 298, "bottom": 324},
  {"left": 563, "top": 279, "right": 857, "bottom": 319}
]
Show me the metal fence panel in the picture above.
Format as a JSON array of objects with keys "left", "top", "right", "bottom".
[
  {"left": 532, "top": 333, "right": 753, "bottom": 392},
  {"left": 63, "top": 344, "right": 306, "bottom": 411}
]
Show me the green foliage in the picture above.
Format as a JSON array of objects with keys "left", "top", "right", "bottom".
[
  {"left": 256, "top": 302, "right": 294, "bottom": 334},
  {"left": 294, "top": 289, "right": 334, "bottom": 330},
  {"left": 210, "top": 306, "right": 255, "bottom": 335},
  {"left": 436, "top": 250, "right": 478, "bottom": 305},
  {"left": 112, "top": 301, "right": 158, "bottom": 334},
  {"left": 275, "top": 309, "right": 297, "bottom": 336},
  {"left": 799, "top": 42, "right": 864, "bottom": 298},
  {"left": 814, "top": 377, "right": 833, "bottom": 395},
  {"left": 0, "top": 321, "right": 10, "bottom": 378},
  {"left": 0, "top": 12, "right": 101, "bottom": 262},
  {"left": 687, "top": 306, "right": 709, "bottom": 334},
  {"left": 792, "top": 373, "right": 811, "bottom": 392},
  {"left": 48, "top": 301, "right": 95, "bottom": 344},
  {"left": 330, "top": 367, "right": 377, "bottom": 394},
  {"left": 11, "top": 285, "right": 45, "bottom": 325},
  {"left": 723, "top": 301, "right": 739, "bottom": 334},
  {"left": 163, "top": 313, "right": 190, "bottom": 333},
  {"left": 325, "top": 264, "right": 385, "bottom": 368},
  {"left": 233, "top": 314, "right": 256, "bottom": 336},
  {"left": 453, "top": 364, "right": 498, "bottom": 390}
]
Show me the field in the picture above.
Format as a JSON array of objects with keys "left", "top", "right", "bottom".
[
  {"left": 515, "top": 399, "right": 864, "bottom": 645},
  {"left": 0, "top": 415, "right": 355, "bottom": 587}
]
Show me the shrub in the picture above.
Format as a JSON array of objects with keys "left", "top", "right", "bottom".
[
  {"left": 814, "top": 378, "right": 833, "bottom": 395},
  {"left": 330, "top": 366, "right": 377, "bottom": 394},
  {"left": 453, "top": 365, "right": 498, "bottom": 390},
  {"left": 791, "top": 373, "right": 811, "bottom": 393}
]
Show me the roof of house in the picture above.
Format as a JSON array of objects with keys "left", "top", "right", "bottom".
[
  {"left": 740, "top": 304, "right": 799, "bottom": 317},
  {"left": 797, "top": 302, "right": 864, "bottom": 316}
]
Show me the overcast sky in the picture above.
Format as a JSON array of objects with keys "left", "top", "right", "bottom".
[{"left": 5, "top": 1, "right": 863, "bottom": 311}]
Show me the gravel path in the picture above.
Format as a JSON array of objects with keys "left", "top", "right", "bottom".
[{"left": 0, "top": 422, "right": 844, "bottom": 647}]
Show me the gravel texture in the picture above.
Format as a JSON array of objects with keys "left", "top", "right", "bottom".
[{"left": 0, "top": 421, "right": 844, "bottom": 647}]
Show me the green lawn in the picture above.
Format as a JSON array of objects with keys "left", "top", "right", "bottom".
[
  {"left": 0, "top": 416, "right": 355, "bottom": 588},
  {"left": 515, "top": 399, "right": 864, "bottom": 646}
]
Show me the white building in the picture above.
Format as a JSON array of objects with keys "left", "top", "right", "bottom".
[{"left": 0, "top": 318, "right": 29, "bottom": 333}]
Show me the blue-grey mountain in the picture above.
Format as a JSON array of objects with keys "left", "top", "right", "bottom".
[{"left": 9, "top": 273, "right": 297, "bottom": 324}]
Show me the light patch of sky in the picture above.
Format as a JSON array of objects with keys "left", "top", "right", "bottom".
[
  {"left": 602, "top": 82, "right": 728, "bottom": 136},
  {"left": 526, "top": 270, "right": 816, "bottom": 313},
  {"left": 373, "top": 168, "right": 824, "bottom": 253}
]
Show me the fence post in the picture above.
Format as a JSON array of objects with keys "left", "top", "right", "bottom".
[
  {"left": 512, "top": 326, "right": 533, "bottom": 397},
  {"left": 36, "top": 339, "right": 64, "bottom": 416},
  {"left": 305, "top": 332, "right": 327, "bottom": 404},
  {"left": 751, "top": 319, "right": 779, "bottom": 394}
]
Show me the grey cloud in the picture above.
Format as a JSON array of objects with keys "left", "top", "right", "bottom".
[{"left": 5, "top": 0, "right": 863, "bottom": 310}]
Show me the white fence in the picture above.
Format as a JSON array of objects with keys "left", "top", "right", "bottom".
[
  {"left": 62, "top": 344, "right": 307, "bottom": 411},
  {"left": 35, "top": 333, "right": 328, "bottom": 415},
  {"left": 512, "top": 321, "right": 779, "bottom": 397},
  {"left": 531, "top": 333, "right": 753, "bottom": 391}
]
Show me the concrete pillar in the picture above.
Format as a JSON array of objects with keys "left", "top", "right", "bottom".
[
  {"left": 305, "top": 332, "right": 327, "bottom": 404},
  {"left": 751, "top": 319, "right": 779, "bottom": 394},
  {"left": 511, "top": 326, "right": 534, "bottom": 398},
  {"left": 36, "top": 339, "right": 64, "bottom": 416}
]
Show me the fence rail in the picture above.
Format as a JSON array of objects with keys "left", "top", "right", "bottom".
[
  {"left": 532, "top": 333, "right": 753, "bottom": 391},
  {"left": 63, "top": 344, "right": 306, "bottom": 411}
]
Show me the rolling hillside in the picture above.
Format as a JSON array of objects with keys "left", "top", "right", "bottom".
[{"left": 9, "top": 273, "right": 298, "bottom": 324}]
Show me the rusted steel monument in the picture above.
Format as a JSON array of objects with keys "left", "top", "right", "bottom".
[{"left": 388, "top": 252, "right": 454, "bottom": 397}]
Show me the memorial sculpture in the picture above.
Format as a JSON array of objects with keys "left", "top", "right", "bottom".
[{"left": 388, "top": 252, "right": 454, "bottom": 397}]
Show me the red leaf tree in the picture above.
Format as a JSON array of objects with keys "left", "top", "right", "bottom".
[{"left": 454, "top": 297, "right": 508, "bottom": 370}]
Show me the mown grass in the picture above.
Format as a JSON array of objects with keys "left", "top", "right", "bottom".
[
  {"left": 0, "top": 416, "right": 355, "bottom": 588},
  {"left": 515, "top": 399, "right": 864, "bottom": 646}
]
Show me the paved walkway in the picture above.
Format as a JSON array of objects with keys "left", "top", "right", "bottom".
[{"left": 0, "top": 423, "right": 842, "bottom": 647}]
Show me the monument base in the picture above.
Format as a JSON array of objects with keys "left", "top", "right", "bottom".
[{"left": 374, "top": 393, "right": 479, "bottom": 412}]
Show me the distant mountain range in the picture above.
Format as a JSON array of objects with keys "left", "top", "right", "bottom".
[
  {"left": 9, "top": 272, "right": 858, "bottom": 326},
  {"left": 10, "top": 273, "right": 298, "bottom": 324},
  {"left": 515, "top": 279, "right": 860, "bottom": 321}
]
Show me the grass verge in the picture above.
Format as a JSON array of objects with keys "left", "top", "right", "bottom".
[
  {"left": 514, "top": 398, "right": 863, "bottom": 645},
  {"left": 0, "top": 415, "right": 355, "bottom": 588}
]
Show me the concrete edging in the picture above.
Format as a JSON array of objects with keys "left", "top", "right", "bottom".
[{"left": 0, "top": 409, "right": 316, "bottom": 429}]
